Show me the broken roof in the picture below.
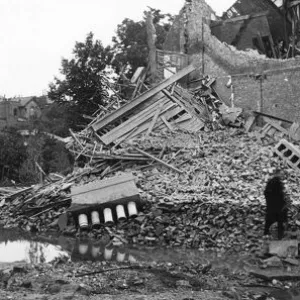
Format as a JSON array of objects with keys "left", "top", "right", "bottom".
[
  {"left": 223, "top": 0, "right": 282, "bottom": 19},
  {"left": 17, "top": 96, "right": 35, "bottom": 107},
  {"left": 211, "top": 12, "right": 269, "bottom": 47}
]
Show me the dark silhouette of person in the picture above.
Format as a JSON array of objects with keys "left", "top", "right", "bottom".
[{"left": 264, "top": 170, "right": 288, "bottom": 239}]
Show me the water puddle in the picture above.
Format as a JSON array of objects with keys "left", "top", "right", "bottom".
[
  {"left": 0, "top": 227, "right": 251, "bottom": 268},
  {"left": 0, "top": 228, "right": 69, "bottom": 264},
  {"left": 0, "top": 240, "right": 68, "bottom": 264}
]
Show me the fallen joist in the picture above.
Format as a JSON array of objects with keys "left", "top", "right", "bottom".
[
  {"left": 70, "top": 149, "right": 149, "bottom": 161},
  {"left": 133, "top": 146, "right": 183, "bottom": 174},
  {"left": 92, "top": 64, "right": 195, "bottom": 132},
  {"left": 113, "top": 106, "right": 185, "bottom": 145},
  {"left": 146, "top": 102, "right": 164, "bottom": 136},
  {"left": 100, "top": 100, "right": 176, "bottom": 145},
  {"left": 253, "top": 111, "right": 293, "bottom": 124}
]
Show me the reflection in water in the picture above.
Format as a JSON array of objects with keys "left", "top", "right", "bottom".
[
  {"left": 71, "top": 239, "right": 137, "bottom": 263},
  {"left": 0, "top": 240, "right": 69, "bottom": 264}
]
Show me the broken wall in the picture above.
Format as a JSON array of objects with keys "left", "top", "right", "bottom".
[
  {"left": 232, "top": 64, "right": 300, "bottom": 122},
  {"left": 211, "top": 13, "right": 271, "bottom": 53},
  {"left": 164, "top": 0, "right": 300, "bottom": 108}
]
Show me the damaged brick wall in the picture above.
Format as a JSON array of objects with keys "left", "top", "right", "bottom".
[
  {"left": 164, "top": 0, "right": 213, "bottom": 54},
  {"left": 232, "top": 64, "right": 300, "bottom": 122},
  {"left": 164, "top": 0, "right": 300, "bottom": 107}
]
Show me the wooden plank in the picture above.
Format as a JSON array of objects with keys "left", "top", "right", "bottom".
[
  {"left": 161, "top": 116, "right": 174, "bottom": 131},
  {"left": 131, "top": 66, "right": 145, "bottom": 84},
  {"left": 134, "top": 147, "right": 183, "bottom": 173},
  {"left": 165, "top": 87, "right": 203, "bottom": 119},
  {"left": 162, "top": 89, "right": 187, "bottom": 111},
  {"left": 253, "top": 111, "right": 293, "bottom": 124},
  {"left": 173, "top": 113, "right": 192, "bottom": 124},
  {"left": 101, "top": 99, "right": 173, "bottom": 145},
  {"left": 130, "top": 105, "right": 185, "bottom": 135},
  {"left": 178, "top": 117, "right": 204, "bottom": 132},
  {"left": 244, "top": 115, "right": 256, "bottom": 132},
  {"left": 265, "top": 119, "right": 288, "bottom": 136},
  {"left": 92, "top": 64, "right": 195, "bottom": 132},
  {"left": 261, "top": 124, "right": 272, "bottom": 137},
  {"left": 173, "top": 86, "right": 207, "bottom": 119},
  {"left": 116, "top": 104, "right": 181, "bottom": 143},
  {"left": 115, "top": 105, "right": 185, "bottom": 144},
  {"left": 147, "top": 102, "right": 164, "bottom": 136},
  {"left": 69, "top": 129, "right": 84, "bottom": 149},
  {"left": 101, "top": 94, "right": 166, "bottom": 139},
  {"left": 268, "top": 34, "right": 277, "bottom": 58},
  {"left": 257, "top": 32, "right": 267, "bottom": 55}
]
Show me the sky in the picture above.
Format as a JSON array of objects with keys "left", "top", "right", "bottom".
[{"left": 0, "top": 0, "right": 236, "bottom": 98}]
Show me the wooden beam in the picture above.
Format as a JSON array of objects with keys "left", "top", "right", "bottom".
[
  {"left": 244, "top": 115, "right": 256, "bottom": 132},
  {"left": 173, "top": 113, "right": 192, "bottom": 124},
  {"left": 101, "top": 101, "right": 174, "bottom": 145},
  {"left": 134, "top": 147, "right": 183, "bottom": 173},
  {"left": 161, "top": 116, "right": 174, "bottom": 131},
  {"left": 100, "top": 95, "right": 168, "bottom": 145},
  {"left": 253, "top": 111, "right": 293, "bottom": 124},
  {"left": 147, "top": 102, "right": 164, "bottom": 136},
  {"left": 92, "top": 65, "right": 195, "bottom": 132},
  {"left": 69, "top": 129, "right": 84, "bottom": 149},
  {"left": 116, "top": 106, "right": 184, "bottom": 143},
  {"left": 265, "top": 119, "right": 289, "bottom": 136}
]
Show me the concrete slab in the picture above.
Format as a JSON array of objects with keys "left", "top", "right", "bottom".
[{"left": 268, "top": 240, "right": 299, "bottom": 258}]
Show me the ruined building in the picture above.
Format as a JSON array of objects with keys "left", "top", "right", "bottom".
[{"left": 159, "top": 0, "right": 300, "bottom": 123}]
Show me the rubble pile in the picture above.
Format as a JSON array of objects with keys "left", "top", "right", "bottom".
[
  {"left": 90, "top": 129, "right": 300, "bottom": 252},
  {"left": 1, "top": 66, "right": 300, "bottom": 253},
  {"left": 2, "top": 127, "right": 300, "bottom": 253}
]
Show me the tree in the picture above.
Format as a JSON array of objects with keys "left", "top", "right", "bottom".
[
  {"left": 48, "top": 32, "right": 113, "bottom": 131},
  {"left": 18, "top": 133, "right": 74, "bottom": 183},
  {"left": 111, "top": 8, "right": 174, "bottom": 78},
  {"left": 41, "top": 137, "right": 74, "bottom": 175},
  {"left": 33, "top": 103, "right": 70, "bottom": 138},
  {"left": 0, "top": 128, "right": 27, "bottom": 182}
]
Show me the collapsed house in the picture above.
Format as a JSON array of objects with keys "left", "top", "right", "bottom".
[{"left": 158, "top": 0, "right": 300, "bottom": 126}]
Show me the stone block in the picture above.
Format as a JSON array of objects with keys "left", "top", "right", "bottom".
[
  {"left": 269, "top": 240, "right": 299, "bottom": 258},
  {"left": 274, "top": 139, "right": 300, "bottom": 171}
]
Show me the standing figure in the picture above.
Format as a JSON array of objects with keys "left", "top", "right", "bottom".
[{"left": 264, "top": 170, "right": 288, "bottom": 239}]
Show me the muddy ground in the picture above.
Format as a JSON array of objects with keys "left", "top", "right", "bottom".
[{"left": 0, "top": 231, "right": 300, "bottom": 300}]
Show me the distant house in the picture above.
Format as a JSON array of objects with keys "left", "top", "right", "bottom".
[
  {"left": 17, "top": 96, "right": 42, "bottom": 119},
  {"left": 0, "top": 96, "right": 43, "bottom": 129}
]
